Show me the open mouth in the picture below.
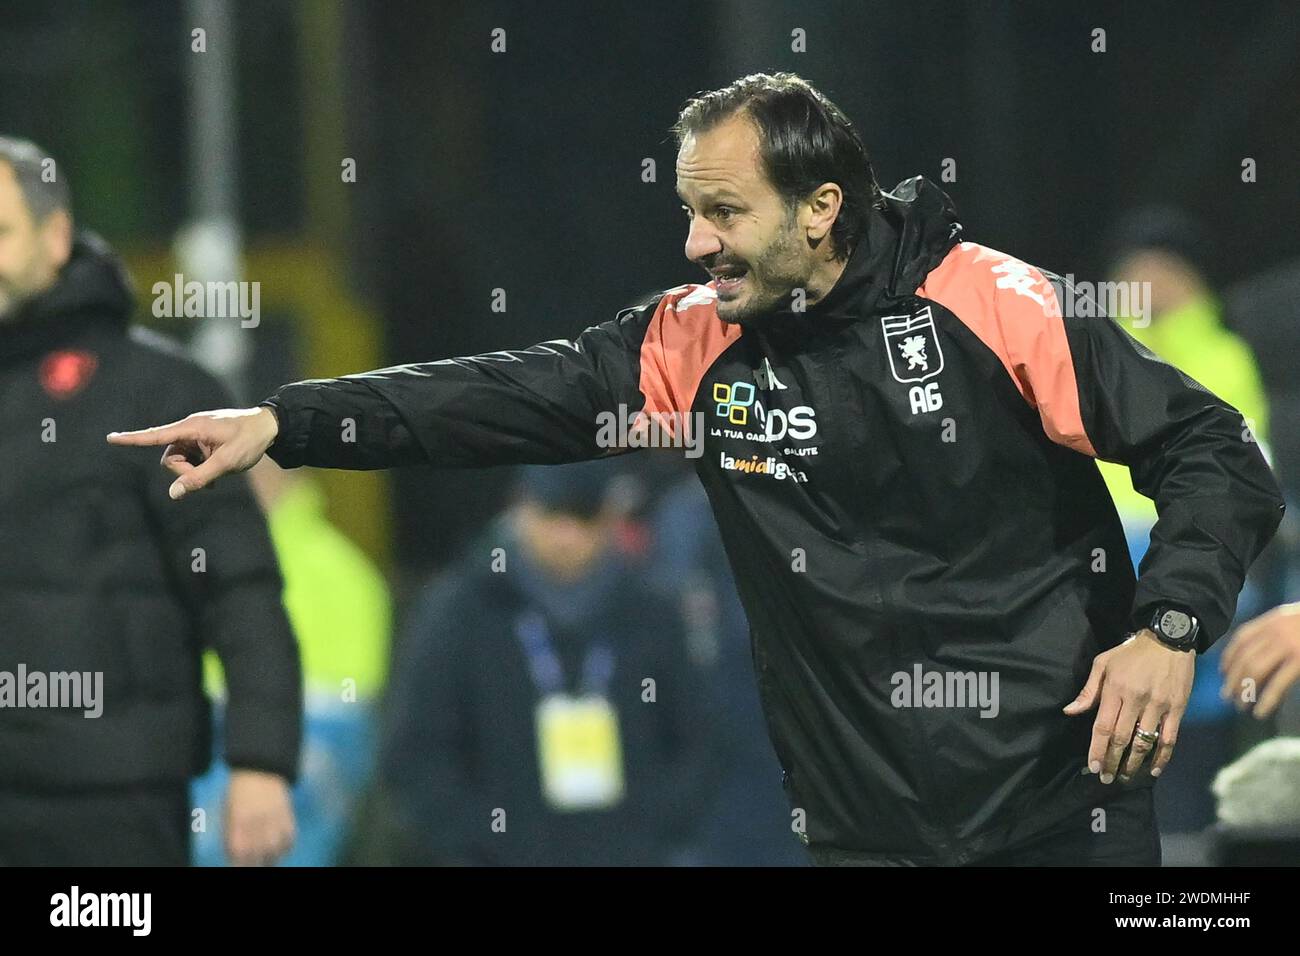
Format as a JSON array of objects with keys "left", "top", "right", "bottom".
[{"left": 711, "top": 267, "right": 748, "bottom": 296}]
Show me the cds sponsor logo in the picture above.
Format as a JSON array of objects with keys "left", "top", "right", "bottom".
[{"left": 712, "top": 381, "right": 817, "bottom": 442}]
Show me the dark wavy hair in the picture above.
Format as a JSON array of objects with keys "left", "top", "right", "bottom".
[{"left": 671, "top": 72, "right": 883, "bottom": 262}]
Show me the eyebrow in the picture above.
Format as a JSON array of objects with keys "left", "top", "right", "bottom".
[{"left": 676, "top": 188, "right": 744, "bottom": 205}]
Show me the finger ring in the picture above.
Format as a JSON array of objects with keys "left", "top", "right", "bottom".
[{"left": 1134, "top": 726, "right": 1159, "bottom": 744}]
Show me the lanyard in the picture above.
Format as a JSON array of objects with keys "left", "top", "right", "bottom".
[{"left": 513, "top": 611, "right": 615, "bottom": 697}]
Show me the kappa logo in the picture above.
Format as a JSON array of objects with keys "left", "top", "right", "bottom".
[
  {"left": 752, "top": 357, "right": 787, "bottom": 391},
  {"left": 989, "top": 257, "right": 1047, "bottom": 306},
  {"left": 882, "top": 307, "right": 945, "bottom": 414}
]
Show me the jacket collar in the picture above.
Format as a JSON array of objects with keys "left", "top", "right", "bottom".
[{"left": 745, "top": 175, "right": 962, "bottom": 337}]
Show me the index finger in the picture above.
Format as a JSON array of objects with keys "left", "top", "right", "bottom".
[{"left": 106, "top": 420, "right": 195, "bottom": 447}]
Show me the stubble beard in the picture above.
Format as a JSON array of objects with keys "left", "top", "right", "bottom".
[{"left": 717, "top": 222, "right": 809, "bottom": 327}]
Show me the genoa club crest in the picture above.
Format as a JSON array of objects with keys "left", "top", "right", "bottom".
[{"left": 881, "top": 306, "right": 944, "bottom": 384}]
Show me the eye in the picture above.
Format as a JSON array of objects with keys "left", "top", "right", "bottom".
[
  {"left": 714, "top": 206, "right": 736, "bottom": 222},
  {"left": 680, "top": 203, "right": 693, "bottom": 219}
]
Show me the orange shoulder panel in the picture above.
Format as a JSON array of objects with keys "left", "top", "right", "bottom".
[
  {"left": 917, "top": 242, "right": 1097, "bottom": 458},
  {"left": 639, "top": 284, "right": 742, "bottom": 422}
]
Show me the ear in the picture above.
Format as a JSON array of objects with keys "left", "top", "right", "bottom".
[
  {"left": 803, "top": 182, "right": 843, "bottom": 244},
  {"left": 40, "top": 208, "right": 74, "bottom": 271}
]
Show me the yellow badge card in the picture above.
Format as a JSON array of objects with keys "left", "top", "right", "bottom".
[{"left": 535, "top": 693, "right": 625, "bottom": 810}]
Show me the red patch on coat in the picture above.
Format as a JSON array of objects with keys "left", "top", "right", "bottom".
[{"left": 40, "top": 349, "right": 99, "bottom": 399}]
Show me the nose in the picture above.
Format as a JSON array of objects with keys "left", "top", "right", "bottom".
[{"left": 684, "top": 214, "right": 722, "bottom": 266}]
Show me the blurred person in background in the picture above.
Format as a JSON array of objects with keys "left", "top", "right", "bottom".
[
  {"left": 1223, "top": 258, "right": 1300, "bottom": 680},
  {"left": 1223, "top": 259, "right": 1300, "bottom": 506},
  {"left": 191, "top": 325, "right": 392, "bottom": 866},
  {"left": 1208, "top": 735, "right": 1300, "bottom": 865},
  {"left": 1211, "top": 602, "right": 1300, "bottom": 864},
  {"left": 651, "top": 474, "right": 808, "bottom": 865},
  {"left": 377, "top": 460, "right": 719, "bottom": 865},
  {"left": 1098, "top": 206, "right": 1277, "bottom": 834},
  {"left": 0, "top": 136, "right": 301, "bottom": 865},
  {"left": 1099, "top": 207, "right": 1271, "bottom": 531},
  {"left": 1222, "top": 603, "right": 1300, "bottom": 724}
]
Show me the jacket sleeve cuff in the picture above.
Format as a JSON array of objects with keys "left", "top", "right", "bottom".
[
  {"left": 258, "top": 395, "right": 309, "bottom": 469},
  {"left": 1127, "top": 598, "right": 1215, "bottom": 654},
  {"left": 223, "top": 704, "right": 303, "bottom": 785}
]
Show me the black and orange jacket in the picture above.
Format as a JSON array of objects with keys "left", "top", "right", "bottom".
[{"left": 262, "top": 177, "right": 1283, "bottom": 863}]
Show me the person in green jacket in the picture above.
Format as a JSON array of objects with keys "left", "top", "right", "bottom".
[
  {"left": 1098, "top": 206, "right": 1272, "bottom": 834},
  {"left": 242, "top": 461, "right": 390, "bottom": 699},
  {"left": 195, "top": 457, "right": 391, "bottom": 865},
  {"left": 1099, "top": 210, "right": 1270, "bottom": 525}
]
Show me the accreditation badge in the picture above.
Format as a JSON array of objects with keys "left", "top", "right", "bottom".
[{"left": 534, "top": 693, "right": 625, "bottom": 810}]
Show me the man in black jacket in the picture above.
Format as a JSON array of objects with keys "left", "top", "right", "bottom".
[
  {"left": 110, "top": 74, "right": 1284, "bottom": 866},
  {"left": 0, "top": 137, "right": 301, "bottom": 865}
]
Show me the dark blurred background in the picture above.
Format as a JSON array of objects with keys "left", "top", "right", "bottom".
[
  {"left": 3, "top": 0, "right": 1298, "bottom": 866},
  {"left": 4, "top": 0, "right": 1297, "bottom": 582}
]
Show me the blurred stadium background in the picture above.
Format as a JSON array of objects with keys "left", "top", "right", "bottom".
[{"left": 2, "top": 0, "right": 1298, "bottom": 865}]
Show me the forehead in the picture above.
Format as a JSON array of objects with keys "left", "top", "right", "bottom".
[
  {"left": 0, "top": 162, "right": 29, "bottom": 216},
  {"left": 675, "top": 113, "right": 768, "bottom": 198},
  {"left": 0, "top": 162, "right": 18, "bottom": 198}
]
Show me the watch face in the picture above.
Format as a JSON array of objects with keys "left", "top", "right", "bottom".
[{"left": 1159, "top": 609, "right": 1193, "bottom": 641}]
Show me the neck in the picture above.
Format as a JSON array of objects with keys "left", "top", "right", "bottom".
[
  {"left": 813, "top": 253, "right": 850, "bottom": 302},
  {"left": 798, "top": 247, "right": 851, "bottom": 309}
]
